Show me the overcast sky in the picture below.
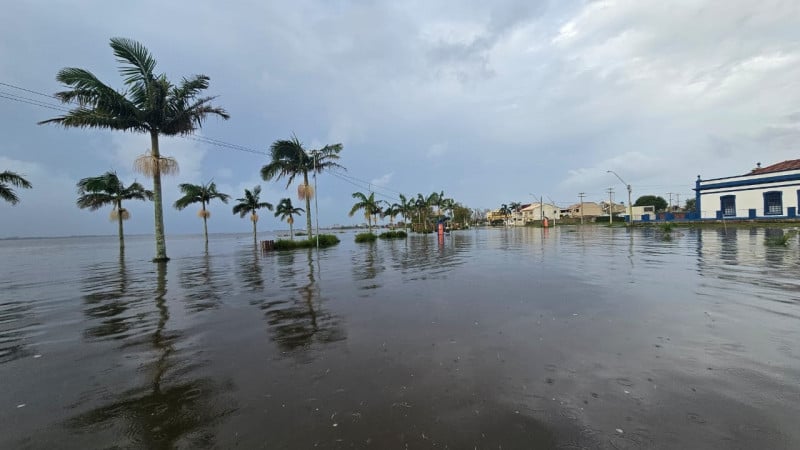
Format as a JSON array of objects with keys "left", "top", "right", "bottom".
[{"left": 2, "top": 0, "right": 799, "bottom": 237}]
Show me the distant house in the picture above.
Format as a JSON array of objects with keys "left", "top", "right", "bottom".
[
  {"left": 563, "top": 202, "right": 603, "bottom": 219},
  {"left": 520, "top": 202, "right": 561, "bottom": 224},
  {"left": 695, "top": 160, "right": 800, "bottom": 219}
]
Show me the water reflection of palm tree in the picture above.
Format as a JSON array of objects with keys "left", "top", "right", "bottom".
[
  {"left": 261, "top": 249, "right": 344, "bottom": 352},
  {"left": 352, "top": 241, "right": 383, "bottom": 285},
  {"left": 69, "top": 263, "right": 233, "bottom": 448},
  {"left": 180, "top": 252, "right": 222, "bottom": 312},
  {"left": 238, "top": 247, "right": 265, "bottom": 292},
  {"left": 82, "top": 252, "right": 136, "bottom": 341}
]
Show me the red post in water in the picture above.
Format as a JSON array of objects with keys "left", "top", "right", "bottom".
[{"left": 543, "top": 217, "right": 549, "bottom": 228}]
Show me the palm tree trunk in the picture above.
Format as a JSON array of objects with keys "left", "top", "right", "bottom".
[
  {"left": 252, "top": 214, "right": 258, "bottom": 245},
  {"left": 202, "top": 202, "right": 209, "bottom": 248},
  {"left": 117, "top": 202, "right": 125, "bottom": 251},
  {"left": 368, "top": 214, "right": 372, "bottom": 234},
  {"left": 289, "top": 220, "right": 294, "bottom": 241},
  {"left": 150, "top": 131, "right": 169, "bottom": 262},
  {"left": 303, "top": 171, "right": 313, "bottom": 239}
]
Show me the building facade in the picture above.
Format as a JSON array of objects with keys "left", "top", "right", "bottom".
[{"left": 695, "top": 160, "right": 800, "bottom": 219}]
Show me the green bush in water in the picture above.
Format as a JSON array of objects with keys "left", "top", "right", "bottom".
[
  {"left": 273, "top": 234, "right": 340, "bottom": 250},
  {"left": 355, "top": 232, "right": 378, "bottom": 243}
]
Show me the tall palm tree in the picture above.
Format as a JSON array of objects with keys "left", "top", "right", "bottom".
[
  {"left": 232, "top": 186, "right": 273, "bottom": 245},
  {"left": 0, "top": 171, "right": 32, "bottom": 205},
  {"left": 274, "top": 198, "right": 304, "bottom": 241},
  {"left": 348, "top": 192, "right": 381, "bottom": 234},
  {"left": 173, "top": 181, "right": 230, "bottom": 248},
  {"left": 261, "top": 135, "right": 343, "bottom": 239},
  {"left": 76, "top": 171, "right": 153, "bottom": 250},
  {"left": 40, "top": 37, "right": 229, "bottom": 262},
  {"left": 398, "top": 194, "right": 413, "bottom": 230}
]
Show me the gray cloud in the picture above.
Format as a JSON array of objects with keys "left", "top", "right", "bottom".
[{"left": 2, "top": 0, "right": 799, "bottom": 236}]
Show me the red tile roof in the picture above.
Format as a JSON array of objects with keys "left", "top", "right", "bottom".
[{"left": 749, "top": 159, "right": 800, "bottom": 175}]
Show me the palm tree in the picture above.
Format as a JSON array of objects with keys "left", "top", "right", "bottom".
[
  {"left": 348, "top": 192, "right": 381, "bottom": 234},
  {"left": 232, "top": 186, "right": 273, "bottom": 245},
  {"left": 40, "top": 37, "right": 229, "bottom": 262},
  {"left": 261, "top": 135, "right": 343, "bottom": 239},
  {"left": 274, "top": 198, "right": 304, "bottom": 241},
  {"left": 499, "top": 203, "right": 512, "bottom": 226},
  {"left": 173, "top": 181, "right": 230, "bottom": 248},
  {"left": 0, "top": 171, "right": 32, "bottom": 205},
  {"left": 382, "top": 201, "right": 401, "bottom": 229},
  {"left": 76, "top": 171, "right": 153, "bottom": 250},
  {"left": 398, "top": 194, "right": 413, "bottom": 230}
]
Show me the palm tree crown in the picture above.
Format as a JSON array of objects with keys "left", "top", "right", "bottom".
[
  {"left": 40, "top": 37, "right": 229, "bottom": 262},
  {"left": 349, "top": 192, "right": 381, "bottom": 234},
  {"left": 261, "top": 135, "right": 343, "bottom": 238},
  {"left": 0, "top": 171, "right": 33, "bottom": 205},
  {"left": 174, "top": 181, "right": 230, "bottom": 210},
  {"left": 76, "top": 171, "right": 152, "bottom": 250}
]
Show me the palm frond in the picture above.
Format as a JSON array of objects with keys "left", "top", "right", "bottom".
[
  {"left": 0, "top": 171, "right": 33, "bottom": 188},
  {"left": 110, "top": 37, "right": 157, "bottom": 85}
]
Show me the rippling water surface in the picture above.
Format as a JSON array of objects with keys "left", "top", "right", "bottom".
[{"left": 1, "top": 227, "right": 799, "bottom": 449}]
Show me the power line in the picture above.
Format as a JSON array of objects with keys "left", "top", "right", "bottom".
[{"left": 1, "top": 79, "right": 468, "bottom": 204}]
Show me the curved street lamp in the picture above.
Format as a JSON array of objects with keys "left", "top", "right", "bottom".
[{"left": 607, "top": 170, "right": 633, "bottom": 224}]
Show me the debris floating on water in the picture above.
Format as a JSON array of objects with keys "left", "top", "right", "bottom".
[
  {"left": 17, "top": 404, "right": 26, "bottom": 408},
  {"left": 616, "top": 428, "right": 624, "bottom": 434}
]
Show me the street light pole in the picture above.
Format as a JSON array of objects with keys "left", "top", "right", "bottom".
[{"left": 607, "top": 170, "right": 633, "bottom": 225}]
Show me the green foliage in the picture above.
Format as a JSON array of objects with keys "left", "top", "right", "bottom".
[
  {"left": 173, "top": 181, "right": 229, "bottom": 210},
  {"left": 0, "top": 170, "right": 33, "bottom": 205},
  {"left": 355, "top": 232, "right": 378, "bottom": 243},
  {"left": 379, "top": 230, "right": 407, "bottom": 239},
  {"left": 659, "top": 222, "right": 674, "bottom": 232},
  {"left": 634, "top": 195, "right": 668, "bottom": 212},
  {"left": 273, "top": 234, "right": 340, "bottom": 250},
  {"left": 261, "top": 134, "right": 344, "bottom": 238},
  {"left": 684, "top": 198, "right": 696, "bottom": 212},
  {"left": 764, "top": 231, "right": 793, "bottom": 247}
]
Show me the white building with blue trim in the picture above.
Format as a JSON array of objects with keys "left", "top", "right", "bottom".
[{"left": 695, "top": 160, "right": 800, "bottom": 220}]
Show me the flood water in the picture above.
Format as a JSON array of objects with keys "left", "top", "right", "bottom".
[{"left": 1, "top": 226, "right": 799, "bottom": 449}]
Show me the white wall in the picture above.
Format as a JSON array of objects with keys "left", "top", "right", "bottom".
[{"left": 698, "top": 170, "right": 800, "bottom": 218}]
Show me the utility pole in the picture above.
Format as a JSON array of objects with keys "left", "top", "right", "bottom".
[
  {"left": 667, "top": 192, "right": 674, "bottom": 211},
  {"left": 540, "top": 196, "right": 544, "bottom": 221},
  {"left": 607, "top": 188, "right": 614, "bottom": 224},
  {"left": 607, "top": 170, "right": 633, "bottom": 225},
  {"left": 578, "top": 192, "right": 585, "bottom": 225},
  {"left": 676, "top": 193, "right": 681, "bottom": 211}
]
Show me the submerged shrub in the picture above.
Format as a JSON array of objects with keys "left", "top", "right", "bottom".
[
  {"left": 379, "top": 230, "right": 407, "bottom": 239},
  {"left": 355, "top": 232, "right": 377, "bottom": 243},
  {"left": 273, "top": 234, "right": 340, "bottom": 250},
  {"left": 764, "top": 234, "right": 791, "bottom": 247},
  {"left": 659, "top": 223, "right": 674, "bottom": 232}
]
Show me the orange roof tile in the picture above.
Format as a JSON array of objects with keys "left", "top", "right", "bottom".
[{"left": 750, "top": 159, "right": 800, "bottom": 175}]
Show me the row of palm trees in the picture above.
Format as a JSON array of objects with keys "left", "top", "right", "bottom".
[
  {"left": 38, "top": 37, "right": 342, "bottom": 262},
  {"left": 75, "top": 172, "right": 307, "bottom": 250},
  {"left": 348, "top": 190, "right": 464, "bottom": 233},
  {"left": 0, "top": 171, "right": 33, "bottom": 205}
]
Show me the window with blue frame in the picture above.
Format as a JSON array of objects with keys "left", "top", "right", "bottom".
[
  {"left": 764, "top": 191, "right": 782, "bottom": 215},
  {"left": 720, "top": 195, "right": 736, "bottom": 217}
]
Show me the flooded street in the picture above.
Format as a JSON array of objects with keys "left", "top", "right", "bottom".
[{"left": 2, "top": 227, "right": 799, "bottom": 449}]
